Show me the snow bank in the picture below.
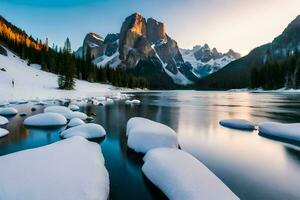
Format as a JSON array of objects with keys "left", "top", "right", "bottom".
[
  {"left": 142, "top": 148, "right": 239, "bottom": 200},
  {"left": 61, "top": 124, "right": 106, "bottom": 139},
  {"left": 24, "top": 113, "right": 67, "bottom": 127},
  {"left": 0, "top": 128, "right": 9, "bottom": 137},
  {"left": 0, "top": 107, "right": 18, "bottom": 116},
  {"left": 259, "top": 122, "right": 300, "bottom": 142},
  {"left": 0, "top": 116, "right": 8, "bottom": 125},
  {"left": 219, "top": 119, "right": 255, "bottom": 131},
  {"left": 68, "top": 118, "right": 85, "bottom": 127},
  {"left": 0, "top": 45, "right": 113, "bottom": 101},
  {"left": 0, "top": 136, "right": 109, "bottom": 200},
  {"left": 126, "top": 117, "right": 178, "bottom": 153},
  {"left": 67, "top": 111, "right": 88, "bottom": 120},
  {"left": 69, "top": 104, "right": 80, "bottom": 111},
  {"left": 44, "top": 106, "right": 72, "bottom": 119}
]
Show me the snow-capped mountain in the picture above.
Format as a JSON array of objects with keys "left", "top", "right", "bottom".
[
  {"left": 76, "top": 13, "right": 198, "bottom": 88},
  {"left": 180, "top": 44, "right": 241, "bottom": 78}
]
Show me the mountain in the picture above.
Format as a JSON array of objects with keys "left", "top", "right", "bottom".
[
  {"left": 76, "top": 13, "right": 198, "bottom": 88},
  {"left": 180, "top": 44, "right": 240, "bottom": 78},
  {"left": 197, "top": 15, "right": 300, "bottom": 89}
]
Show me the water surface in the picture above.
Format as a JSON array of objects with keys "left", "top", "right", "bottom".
[{"left": 1, "top": 91, "right": 300, "bottom": 199}]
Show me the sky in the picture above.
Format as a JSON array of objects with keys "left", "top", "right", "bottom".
[{"left": 1, "top": 0, "right": 300, "bottom": 55}]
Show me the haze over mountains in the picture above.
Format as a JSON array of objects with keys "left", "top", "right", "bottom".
[{"left": 197, "top": 15, "right": 300, "bottom": 90}]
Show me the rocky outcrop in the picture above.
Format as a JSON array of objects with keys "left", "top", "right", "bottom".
[
  {"left": 225, "top": 49, "right": 241, "bottom": 59},
  {"left": 82, "top": 32, "right": 105, "bottom": 59},
  {"left": 118, "top": 12, "right": 191, "bottom": 80},
  {"left": 146, "top": 18, "right": 167, "bottom": 44}
]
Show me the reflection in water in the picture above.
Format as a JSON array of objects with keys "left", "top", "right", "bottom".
[{"left": 0, "top": 92, "right": 300, "bottom": 199}]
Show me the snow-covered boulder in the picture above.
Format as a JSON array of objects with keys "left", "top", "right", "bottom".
[
  {"left": 142, "top": 148, "right": 239, "bottom": 200},
  {"left": 0, "top": 107, "right": 18, "bottom": 116},
  {"left": 61, "top": 123, "right": 106, "bottom": 139},
  {"left": 44, "top": 106, "right": 72, "bottom": 118},
  {"left": 69, "top": 104, "right": 80, "bottom": 111},
  {"left": 126, "top": 117, "right": 178, "bottom": 153},
  {"left": 219, "top": 119, "right": 255, "bottom": 131},
  {"left": 259, "top": 122, "right": 300, "bottom": 142},
  {"left": 67, "top": 111, "right": 88, "bottom": 120},
  {"left": 24, "top": 113, "right": 67, "bottom": 127},
  {"left": 0, "top": 136, "right": 109, "bottom": 200},
  {"left": 68, "top": 118, "right": 85, "bottom": 128},
  {"left": 125, "top": 99, "right": 141, "bottom": 105},
  {"left": 0, "top": 128, "right": 9, "bottom": 137},
  {"left": 0, "top": 116, "right": 8, "bottom": 125},
  {"left": 131, "top": 99, "right": 141, "bottom": 104}
]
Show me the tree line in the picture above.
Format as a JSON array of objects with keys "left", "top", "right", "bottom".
[
  {"left": 0, "top": 16, "right": 149, "bottom": 90},
  {"left": 250, "top": 51, "right": 300, "bottom": 90}
]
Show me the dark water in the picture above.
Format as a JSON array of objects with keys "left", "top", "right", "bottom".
[{"left": 1, "top": 91, "right": 300, "bottom": 200}]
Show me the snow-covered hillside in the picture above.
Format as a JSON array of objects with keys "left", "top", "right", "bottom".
[
  {"left": 180, "top": 45, "right": 240, "bottom": 78},
  {"left": 0, "top": 46, "right": 113, "bottom": 100}
]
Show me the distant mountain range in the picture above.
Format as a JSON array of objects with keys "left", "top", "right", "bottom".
[
  {"left": 180, "top": 44, "right": 240, "bottom": 78},
  {"left": 75, "top": 13, "right": 240, "bottom": 88},
  {"left": 197, "top": 15, "right": 300, "bottom": 89}
]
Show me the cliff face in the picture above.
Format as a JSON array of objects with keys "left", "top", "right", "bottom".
[
  {"left": 118, "top": 12, "right": 195, "bottom": 85},
  {"left": 82, "top": 32, "right": 105, "bottom": 59}
]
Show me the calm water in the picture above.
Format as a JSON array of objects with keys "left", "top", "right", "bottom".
[{"left": 1, "top": 91, "right": 300, "bottom": 200}]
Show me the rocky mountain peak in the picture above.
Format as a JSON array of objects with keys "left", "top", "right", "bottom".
[
  {"left": 286, "top": 15, "right": 300, "bottom": 31},
  {"left": 225, "top": 49, "right": 241, "bottom": 59},
  {"left": 146, "top": 18, "right": 167, "bottom": 44}
]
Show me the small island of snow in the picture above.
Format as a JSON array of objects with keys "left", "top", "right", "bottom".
[
  {"left": 259, "top": 122, "right": 300, "bottom": 142},
  {"left": 61, "top": 123, "right": 106, "bottom": 139},
  {"left": 0, "top": 136, "right": 109, "bottom": 200},
  {"left": 142, "top": 148, "right": 239, "bottom": 200},
  {"left": 24, "top": 113, "right": 67, "bottom": 127},
  {"left": 219, "top": 119, "right": 255, "bottom": 131},
  {"left": 126, "top": 117, "right": 178, "bottom": 153}
]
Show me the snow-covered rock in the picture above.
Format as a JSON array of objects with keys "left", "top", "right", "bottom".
[
  {"left": 259, "top": 122, "right": 300, "bottom": 142},
  {"left": 24, "top": 113, "right": 67, "bottom": 127},
  {"left": 44, "top": 106, "right": 72, "bottom": 119},
  {"left": 0, "top": 116, "right": 8, "bottom": 125},
  {"left": 69, "top": 104, "right": 80, "bottom": 111},
  {"left": 131, "top": 99, "right": 141, "bottom": 104},
  {"left": 126, "top": 117, "right": 178, "bottom": 153},
  {"left": 61, "top": 123, "right": 106, "bottom": 139},
  {"left": 0, "top": 128, "right": 9, "bottom": 137},
  {"left": 126, "top": 99, "right": 141, "bottom": 105},
  {"left": 0, "top": 107, "right": 18, "bottom": 116},
  {"left": 142, "top": 148, "right": 239, "bottom": 200},
  {"left": 219, "top": 119, "right": 255, "bottom": 131},
  {"left": 68, "top": 118, "right": 85, "bottom": 128},
  {"left": 0, "top": 136, "right": 109, "bottom": 200},
  {"left": 67, "top": 111, "right": 88, "bottom": 120}
]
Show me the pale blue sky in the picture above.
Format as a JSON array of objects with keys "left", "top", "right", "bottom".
[{"left": 1, "top": 0, "right": 300, "bottom": 55}]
